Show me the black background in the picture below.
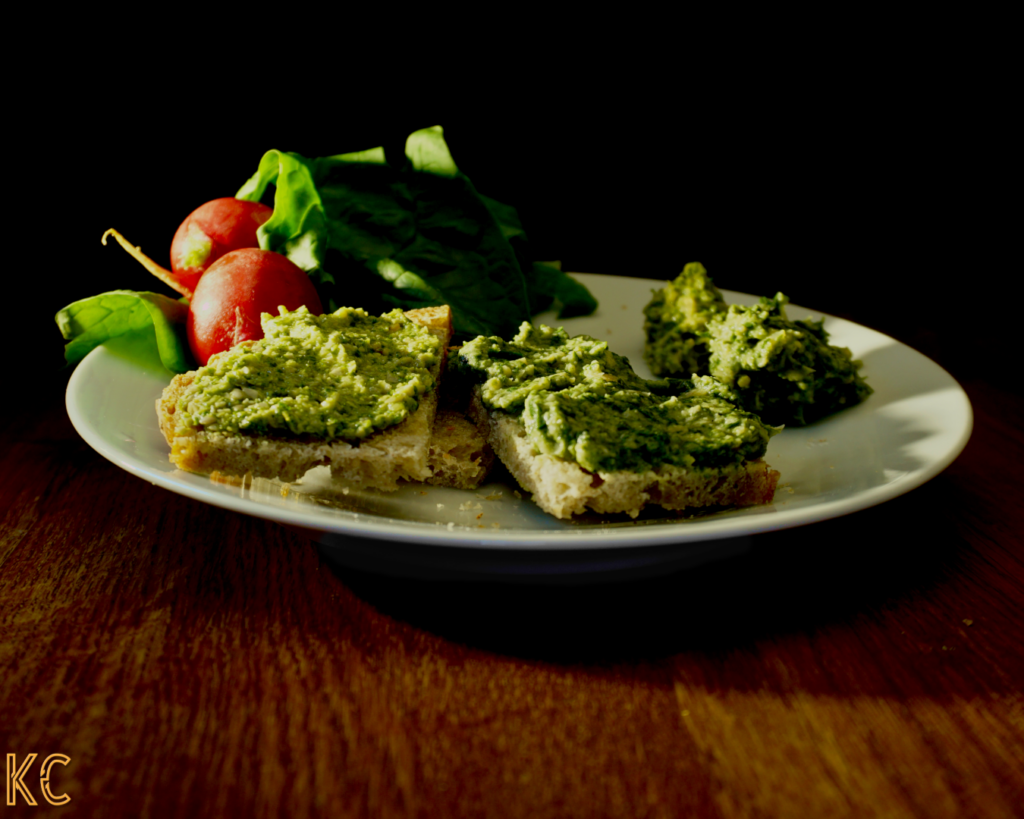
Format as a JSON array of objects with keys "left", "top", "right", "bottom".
[{"left": 21, "top": 53, "right": 1008, "bottom": 389}]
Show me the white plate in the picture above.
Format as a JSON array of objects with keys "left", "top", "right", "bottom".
[{"left": 66, "top": 274, "right": 972, "bottom": 582}]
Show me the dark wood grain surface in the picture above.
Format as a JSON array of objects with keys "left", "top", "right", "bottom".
[
  {"left": 3, "top": 319, "right": 1022, "bottom": 817},
  {"left": 9, "top": 75, "right": 1020, "bottom": 816}
]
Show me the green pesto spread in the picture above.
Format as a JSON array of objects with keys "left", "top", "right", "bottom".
[
  {"left": 175, "top": 306, "right": 440, "bottom": 440},
  {"left": 706, "top": 294, "right": 873, "bottom": 426},
  {"left": 457, "top": 322, "right": 777, "bottom": 473},
  {"left": 643, "top": 262, "right": 726, "bottom": 377},
  {"left": 643, "top": 263, "right": 872, "bottom": 426},
  {"left": 458, "top": 322, "right": 651, "bottom": 411}
]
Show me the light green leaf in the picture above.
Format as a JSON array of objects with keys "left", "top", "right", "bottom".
[
  {"left": 55, "top": 290, "right": 190, "bottom": 372},
  {"left": 405, "top": 125, "right": 459, "bottom": 177},
  {"left": 236, "top": 150, "right": 331, "bottom": 283}
]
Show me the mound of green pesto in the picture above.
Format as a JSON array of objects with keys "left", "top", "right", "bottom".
[
  {"left": 706, "top": 294, "right": 872, "bottom": 426},
  {"left": 175, "top": 306, "right": 439, "bottom": 440},
  {"left": 456, "top": 323, "right": 778, "bottom": 474},
  {"left": 643, "top": 262, "right": 726, "bottom": 377},
  {"left": 644, "top": 265, "right": 872, "bottom": 426}
]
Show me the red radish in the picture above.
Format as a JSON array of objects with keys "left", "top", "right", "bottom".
[
  {"left": 171, "top": 198, "right": 273, "bottom": 295},
  {"left": 187, "top": 248, "right": 323, "bottom": 365}
]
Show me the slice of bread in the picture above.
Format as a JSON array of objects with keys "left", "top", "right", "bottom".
[
  {"left": 157, "top": 306, "right": 456, "bottom": 491},
  {"left": 468, "top": 391, "right": 779, "bottom": 519},
  {"left": 425, "top": 408, "right": 495, "bottom": 490}
]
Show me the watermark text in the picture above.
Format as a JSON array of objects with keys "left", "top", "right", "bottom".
[{"left": 6, "top": 754, "right": 71, "bottom": 806}]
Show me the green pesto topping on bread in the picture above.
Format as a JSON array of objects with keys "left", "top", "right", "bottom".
[
  {"left": 175, "top": 306, "right": 440, "bottom": 440},
  {"left": 457, "top": 322, "right": 777, "bottom": 473}
]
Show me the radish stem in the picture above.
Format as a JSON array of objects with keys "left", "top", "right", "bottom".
[{"left": 102, "top": 228, "right": 194, "bottom": 299}]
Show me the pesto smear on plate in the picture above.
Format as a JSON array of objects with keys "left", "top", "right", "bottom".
[
  {"left": 706, "top": 294, "right": 872, "bottom": 426},
  {"left": 643, "top": 262, "right": 726, "bottom": 377},
  {"left": 175, "top": 306, "right": 439, "bottom": 440},
  {"left": 457, "top": 323, "right": 778, "bottom": 473},
  {"left": 644, "top": 265, "right": 872, "bottom": 426}
]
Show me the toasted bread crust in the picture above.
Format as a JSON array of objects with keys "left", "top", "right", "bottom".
[
  {"left": 468, "top": 390, "right": 779, "bottom": 519},
  {"left": 157, "top": 306, "right": 456, "bottom": 490}
]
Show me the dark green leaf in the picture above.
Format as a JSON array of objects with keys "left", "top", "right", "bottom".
[
  {"left": 526, "top": 262, "right": 599, "bottom": 318},
  {"left": 237, "top": 126, "right": 596, "bottom": 338}
]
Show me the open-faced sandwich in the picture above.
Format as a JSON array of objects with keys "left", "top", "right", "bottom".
[
  {"left": 454, "top": 322, "right": 781, "bottom": 519},
  {"left": 157, "top": 304, "right": 492, "bottom": 491}
]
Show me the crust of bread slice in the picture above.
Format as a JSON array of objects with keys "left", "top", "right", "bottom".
[
  {"left": 468, "top": 391, "right": 779, "bottom": 519},
  {"left": 157, "top": 306, "right": 454, "bottom": 491}
]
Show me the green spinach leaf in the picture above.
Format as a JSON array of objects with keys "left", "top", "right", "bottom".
[
  {"left": 237, "top": 126, "right": 594, "bottom": 339},
  {"left": 236, "top": 150, "right": 330, "bottom": 280},
  {"left": 56, "top": 291, "right": 190, "bottom": 372},
  {"left": 525, "top": 261, "right": 599, "bottom": 319},
  {"left": 475, "top": 197, "right": 596, "bottom": 318}
]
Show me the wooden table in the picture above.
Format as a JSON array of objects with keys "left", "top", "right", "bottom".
[{"left": 4, "top": 325, "right": 1022, "bottom": 818}]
